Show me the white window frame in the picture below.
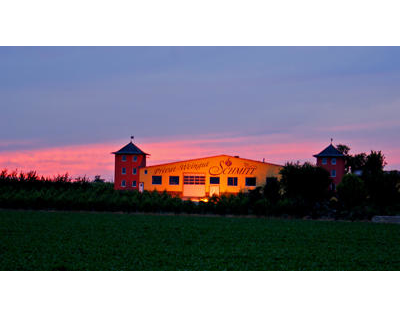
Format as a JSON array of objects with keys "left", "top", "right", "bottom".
[
  {"left": 322, "top": 158, "right": 327, "bottom": 165},
  {"left": 133, "top": 168, "right": 137, "bottom": 175},
  {"left": 132, "top": 180, "right": 137, "bottom": 187},
  {"left": 331, "top": 158, "right": 336, "bottom": 165},
  {"left": 121, "top": 180, "right": 126, "bottom": 187},
  {"left": 122, "top": 167, "right": 126, "bottom": 175},
  {"left": 122, "top": 155, "right": 127, "bottom": 162}
]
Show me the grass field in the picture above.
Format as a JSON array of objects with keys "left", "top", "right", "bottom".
[{"left": 1, "top": 209, "right": 400, "bottom": 270}]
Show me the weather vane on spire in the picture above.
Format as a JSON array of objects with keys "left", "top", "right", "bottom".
[
  {"left": 131, "top": 135, "right": 134, "bottom": 143},
  {"left": 330, "top": 138, "right": 333, "bottom": 144}
]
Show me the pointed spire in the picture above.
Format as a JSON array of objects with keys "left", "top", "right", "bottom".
[
  {"left": 130, "top": 135, "right": 134, "bottom": 143},
  {"left": 330, "top": 138, "right": 333, "bottom": 144}
]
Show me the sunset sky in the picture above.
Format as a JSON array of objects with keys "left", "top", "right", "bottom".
[{"left": 1, "top": 47, "right": 399, "bottom": 180}]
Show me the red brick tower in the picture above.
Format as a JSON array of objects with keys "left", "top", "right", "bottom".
[
  {"left": 112, "top": 137, "right": 149, "bottom": 190},
  {"left": 313, "top": 143, "right": 345, "bottom": 190}
]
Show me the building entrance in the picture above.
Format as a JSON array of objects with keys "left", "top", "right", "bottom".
[
  {"left": 183, "top": 173, "right": 206, "bottom": 198},
  {"left": 209, "top": 185, "right": 220, "bottom": 197}
]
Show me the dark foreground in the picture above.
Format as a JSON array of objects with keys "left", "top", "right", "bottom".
[{"left": 1, "top": 210, "right": 399, "bottom": 270}]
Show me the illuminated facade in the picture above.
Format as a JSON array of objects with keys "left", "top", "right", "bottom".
[
  {"left": 113, "top": 140, "right": 346, "bottom": 197},
  {"left": 112, "top": 140, "right": 282, "bottom": 199},
  {"left": 112, "top": 140, "right": 149, "bottom": 191}
]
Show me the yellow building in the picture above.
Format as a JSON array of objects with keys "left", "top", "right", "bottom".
[{"left": 139, "top": 155, "right": 282, "bottom": 199}]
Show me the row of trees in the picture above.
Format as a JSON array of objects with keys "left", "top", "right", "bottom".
[
  {"left": 268, "top": 145, "right": 400, "bottom": 219},
  {"left": 0, "top": 145, "right": 399, "bottom": 220},
  {"left": 334, "top": 145, "right": 400, "bottom": 218}
]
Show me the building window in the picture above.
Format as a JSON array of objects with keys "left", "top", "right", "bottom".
[
  {"left": 122, "top": 155, "right": 127, "bottom": 162},
  {"left": 133, "top": 156, "right": 137, "bottom": 162},
  {"left": 322, "top": 158, "right": 327, "bottom": 165},
  {"left": 133, "top": 168, "right": 137, "bottom": 175},
  {"left": 183, "top": 175, "right": 205, "bottom": 185},
  {"left": 144, "top": 170, "right": 148, "bottom": 175},
  {"left": 152, "top": 176, "right": 162, "bottom": 185},
  {"left": 227, "top": 177, "right": 238, "bottom": 186},
  {"left": 132, "top": 180, "right": 137, "bottom": 187},
  {"left": 331, "top": 170, "right": 336, "bottom": 177},
  {"left": 331, "top": 183, "right": 336, "bottom": 191},
  {"left": 122, "top": 167, "right": 126, "bottom": 175},
  {"left": 121, "top": 180, "right": 126, "bottom": 187},
  {"left": 169, "top": 176, "right": 179, "bottom": 185},
  {"left": 245, "top": 177, "right": 256, "bottom": 186},
  {"left": 210, "top": 177, "right": 220, "bottom": 184},
  {"left": 331, "top": 158, "right": 336, "bottom": 165}
]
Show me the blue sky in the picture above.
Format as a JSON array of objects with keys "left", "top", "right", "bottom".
[{"left": 1, "top": 47, "right": 399, "bottom": 176}]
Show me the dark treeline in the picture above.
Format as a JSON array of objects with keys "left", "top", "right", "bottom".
[{"left": 0, "top": 146, "right": 399, "bottom": 220}]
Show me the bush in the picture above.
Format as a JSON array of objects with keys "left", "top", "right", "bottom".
[
  {"left": 337, "top": 174, "right": 367, "bottom": 209},
  {"left": 279, "top": 162, "right": 332, "bottom": 210}
]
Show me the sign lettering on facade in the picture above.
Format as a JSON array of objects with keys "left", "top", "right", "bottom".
[{"left": 153, "top": 158, "right": 257, "bottom": 176}]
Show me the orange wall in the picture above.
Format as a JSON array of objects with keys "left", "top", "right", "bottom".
[{"left": 139, "top": 155, "right": 282, "bottom": 197}]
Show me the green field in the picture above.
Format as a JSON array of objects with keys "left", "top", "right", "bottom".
[{"left": 1, "top": 209, "right": 400, "bottom": 270}]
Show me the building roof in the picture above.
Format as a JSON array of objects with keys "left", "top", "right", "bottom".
[
  {"left": 313, "top": 144, "right": 345, "bottom": 158},
  {"left": 112, "top": 142, "right": 149, "bottom": 155}
]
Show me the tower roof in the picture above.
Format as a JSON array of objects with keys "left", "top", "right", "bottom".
[
  {"left": 313, "top": 144, "right": 344, "bottom": 158},
  {"left": 112, "top": 142, "right": 149, "bottom": 155}
]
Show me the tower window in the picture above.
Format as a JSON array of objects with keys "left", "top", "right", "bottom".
[
  {"left": 122, "top": 155, "right": 127, "bottom": 162},
  {"left": 331, "top": 170, "right": 336, "bottom": 177},
  {"left": 322, "top": 158, "right": 327, "bottom": 165},
  {"left": 133, "top": 168, "right": 137, "bottom": 175},
  {"left": 331, "top": 158, "right": 336, "bottom": 165},
  {"left": 122, "top": 167, "right": 126, "bottom": 175},
  {"left": 133, "top": 156, "right": 137, "bottom": 162}
]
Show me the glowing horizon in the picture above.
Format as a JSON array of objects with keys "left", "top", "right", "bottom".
[{"left": 1, "top": 134, "right": 399, "bottom": 181}]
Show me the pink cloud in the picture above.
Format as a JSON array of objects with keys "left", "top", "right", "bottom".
[{"left": 0, "top": 135, "right": 398, "bottom": 181}]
